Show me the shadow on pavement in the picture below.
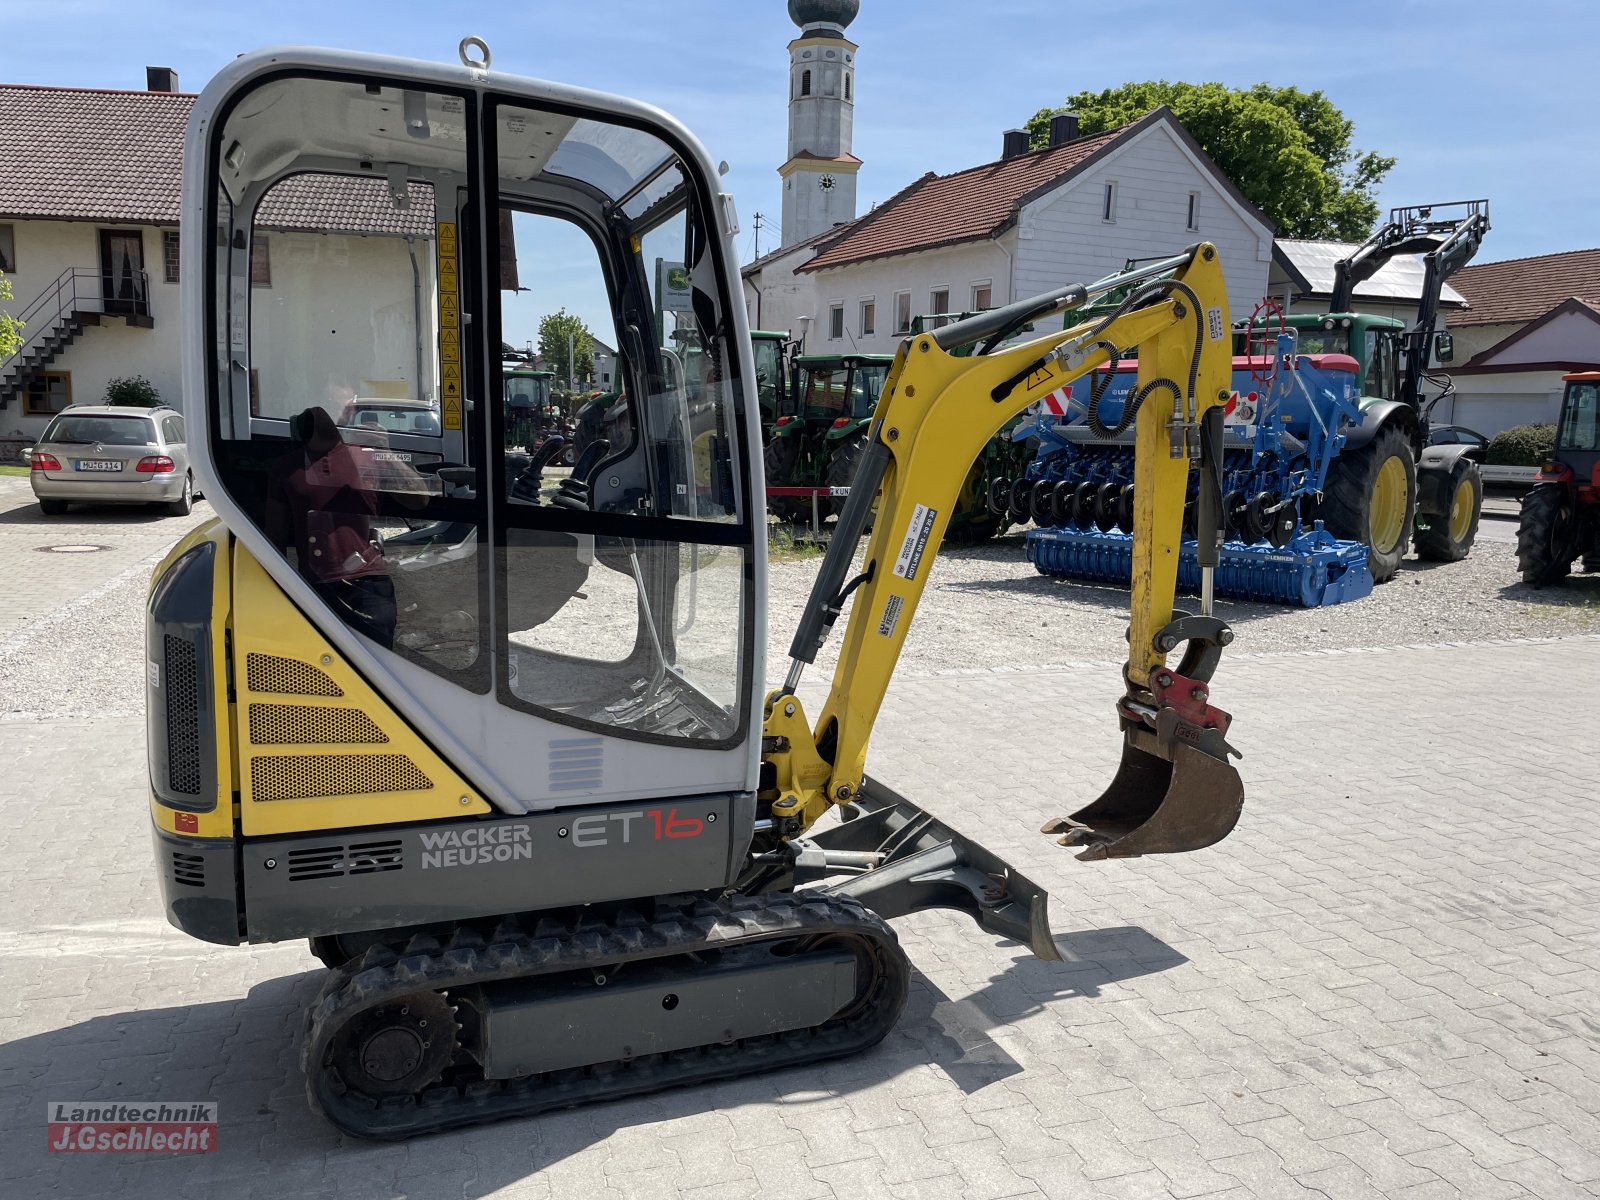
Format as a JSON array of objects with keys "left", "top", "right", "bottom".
[
  {"left": 1499, "top": 574, "right": 1600, "bottom": 609},
  {"left": 0, "top": 925, "right": 1182, "bottom": 1197}
]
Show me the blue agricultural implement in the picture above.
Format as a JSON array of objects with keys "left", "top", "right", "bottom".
[
  {"left": 1012, "top": 335, "right": 1376, "bottom": 606},
  {"left": 999, "top": 200, "right": 1493, "bottom": 606}
]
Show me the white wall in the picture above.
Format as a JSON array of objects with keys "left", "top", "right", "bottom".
[
  {"left": 1482, "top": 307, "right": 1600, "bottom": 366},
  {"left": 1, "top": 218, "right": 182, "bottom": 440},
  {"left": 744, "top": 240, "right": 824, "bottom": 345},
  {"left": 1443, "top": 372, "right": 1567, "bottom": 434},
  {"left": 1013, "top": 121, "right": 1272, "bottom": 323},
  {"left": 250, "top": 231, "right": 435, "bottom": 419},
  {"left": 808, "top": 239, "right": 1012, "bottom": 354}
]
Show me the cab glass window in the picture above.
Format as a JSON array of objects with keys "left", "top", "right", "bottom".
[
  {"left": 488, "top": 101, "right": 751, "bottom": 745},
  {"left": 206, "top": 76, "right": 485, "bottom": 687}
]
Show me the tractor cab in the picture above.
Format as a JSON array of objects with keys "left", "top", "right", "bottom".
[
  {"left": 783, "top": 353, "right": 892, "bottom": 431},
  {"left": 1266, "top": 314, "right": 1403, "bottom": 403}
]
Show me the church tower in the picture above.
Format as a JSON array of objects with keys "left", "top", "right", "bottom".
[{"left": 779, "top": 0, "right": 861, "bottom": 248}]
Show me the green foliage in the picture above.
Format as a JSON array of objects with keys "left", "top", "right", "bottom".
[
  {"left": 1486, "top": 423, "right": 1556, "bottom": 466},
  {"left": 104, "top": 375, "right": 163, "bottom": 407},
  {"left": 0, "top": 272, "right": 22, "bottom": 361},
  {"left": 1026, "top": 82, "right": 1396, "bottom": 239},
  {"left": 537, "top": 309, "right": 595, "bottom": 389}
]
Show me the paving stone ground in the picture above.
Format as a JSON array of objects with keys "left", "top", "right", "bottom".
[{"left": 0, "top": 477, "right": 1597, "bottom": 1199}]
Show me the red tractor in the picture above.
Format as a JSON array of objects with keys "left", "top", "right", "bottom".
[{"left": 1516, "top": 371, "right": 1600, "bottom": 585}]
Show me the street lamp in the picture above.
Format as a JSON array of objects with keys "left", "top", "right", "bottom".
[{"left": 795, "top": 314, "right": 813, "bottom": 353}]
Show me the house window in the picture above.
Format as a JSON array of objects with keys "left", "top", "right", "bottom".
[
  {"left": 800, "top": 70, "right": 812, "bottom": 98},
  {"left": 828, "top": 303, "right": 844, "bottom": 340},
  {"left": 930, "top": 287, "right": 949, "bottom": 316},
  {"left": 1102, "top": 181, "right": 1118, "bottom": 223},
  {"left": 0, "top": 224, "right": 14, "bottom": 273},
  {"left": 844, "top": 74, "right": 851, "bottom": 101},
  {"left": 250, "top": 235, "right": 271, "bottom": 287},
  {"left": 894, "top": 291, "right": 912, "bottom": 333},
  {"left": 162, "top": 230, "right": 181, "bottom": 284},
  {"left": 971, "top": 281, "right": 992, "bottom": 311},
  {"left": 859, "top": 298, "right": 875, "bottom": 337},
  {"left": 24, "top": 371, "right": 71, "bottom": 416},
  {"left": 1187, "top": 191, "right": 1200, "bottom": 231}
]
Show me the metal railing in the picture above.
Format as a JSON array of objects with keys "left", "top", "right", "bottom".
[{"left": 1, "top": 266, "right": 151, "bottom": 372}]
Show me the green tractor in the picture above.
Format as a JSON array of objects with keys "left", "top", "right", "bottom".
[
  {"left": 910, "top": 312, "right": 1037, "bottom": 544},
  {"left": 764, "top": 351, "right": 893, "bottom": 523},
  {"left": 751, "top": 329, "right": 792, "bottom": 436},
  {"left": 503, "top": 366, "right": 556, "bottom": 450}
]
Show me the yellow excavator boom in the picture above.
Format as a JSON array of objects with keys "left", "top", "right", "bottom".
[{"left": 764, "top": 244, "right": 1243, "bottom": 859}]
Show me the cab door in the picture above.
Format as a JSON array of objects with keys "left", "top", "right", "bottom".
[{"left": 186, "top": 56, "right": 765, "bottom": 828}]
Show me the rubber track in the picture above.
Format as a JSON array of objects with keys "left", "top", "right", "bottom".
[{"left": 302, "top": 892, "right": 910, "bottom": 1139}]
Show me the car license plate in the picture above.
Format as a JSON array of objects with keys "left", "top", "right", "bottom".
[{"left": 76, "top": 459, "right": 122, "bottom": 472}]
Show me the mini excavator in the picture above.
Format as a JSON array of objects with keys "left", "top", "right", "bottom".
[{"left": 146, "top": 44, "right": 1245, "bottom": 1138}]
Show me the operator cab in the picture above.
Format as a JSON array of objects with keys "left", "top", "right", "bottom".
[{"left": 191, "top": 52, "right": 761, "bottom": 816}]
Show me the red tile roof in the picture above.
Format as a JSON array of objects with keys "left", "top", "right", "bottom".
[
  {"left": 0, "top": 84, "right": 431, "bottom": 236},
  {"left": 0, "top": 84, "right": 191, "bottom": 224},
  {"left": 802, "top": 109, "right": 1160, "bottom": 273},
  {"left": 1447, "top": 247, "right": 1600, "bottom": 327}
]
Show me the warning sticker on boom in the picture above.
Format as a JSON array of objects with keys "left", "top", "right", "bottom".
[
  {"left": 1207, "top": 305, "right": 1225, "bottom": 342},
  {"left": 877, "top": 593, "right": 904, "bottom": 638},
  {"left": 892, "top": 503, "right": 938, "bottom": 581}
]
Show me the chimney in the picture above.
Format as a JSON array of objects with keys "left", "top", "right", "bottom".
[
  {"left": 145, "top": 66, "right": 179, "bottom": 93},
  {"left": 1048, "top": 112, "right": 1080, "bottom": 146},
  {"left": 1001, "top": 129, "right": 1031, "bottom": 160}
]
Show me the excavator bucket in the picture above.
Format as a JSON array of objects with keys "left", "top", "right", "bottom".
[{"left": 1043, "top": 724, "right": 1243, "bottom": 861}]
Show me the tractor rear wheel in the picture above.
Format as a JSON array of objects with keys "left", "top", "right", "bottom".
[
  {"left": 1414, "top": 457, "right": 1482, "bottom": 562},
  {"left": 1515, "top": 483, "right": 1576, "bottom": 587},
  {"left": 946, "top": 459, "right": 1001, "bottom": 545},
  {"left": 763, "top": 437, "right": 804, "bottom": 523},
  {"left": 827, "top": 431, "right": 875, "bottom": 532},
  {"left": 1318, "top": 424, "right": 1417, "bottom": 584}
]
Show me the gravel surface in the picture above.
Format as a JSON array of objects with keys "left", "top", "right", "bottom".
[{"left": 4, "top": 502, "right": 1597, "bottom": 721}]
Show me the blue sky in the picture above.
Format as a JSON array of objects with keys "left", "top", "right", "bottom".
[{"left": 7, "top": 0, "right": 1596, "bottom": 341}]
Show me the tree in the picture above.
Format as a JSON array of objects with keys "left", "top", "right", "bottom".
[
  {"left": 0, "top": 272, "right": 21, "bottom": 361},
  {"left": 1026, "top": 82, "right": 1396, "bottom": 240},
  {"left": 538, "top": 309, "right": 595, "bottom": 389}
]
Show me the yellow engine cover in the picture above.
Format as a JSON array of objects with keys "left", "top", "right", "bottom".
[{"left": 232, "top": 548, "right": 491, "bottom": 835}]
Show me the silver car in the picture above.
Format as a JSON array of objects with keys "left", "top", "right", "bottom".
[{"left": 28, "top": 405, "right": 197, "bottom": 516}]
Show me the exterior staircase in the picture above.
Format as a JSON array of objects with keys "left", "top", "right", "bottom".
[{"left": 1, "top": 267, "right": 154, "bottom": 407}]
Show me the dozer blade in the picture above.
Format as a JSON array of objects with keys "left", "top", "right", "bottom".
[
  {"left": 1044, "top": 724, "right": 1243, "bottom": 861},
  {"left": 809, "top": 776, "right": 1062, "bottom": 962}
]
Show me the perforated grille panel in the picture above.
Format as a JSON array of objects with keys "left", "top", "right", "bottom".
[
  {"left": 171, "top": 851, "right": 205, "bottom": 888},
  {"left": 163, "top": 635, "right": 202, "bottom": 795},
  {"left": 287, "top": 840, "right": 403, "bottom": 881},
  {"left": 248, "top": 704, "right": 388, "bottom": 747},
  {"left": 246, "top": 653, "right": 343, "bottom": 697},
  {"left": 250, "top": 754, "right": 432, "bottom": 801}
]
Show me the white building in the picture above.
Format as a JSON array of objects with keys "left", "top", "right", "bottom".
[
  {"left": 747, "top": 107, "right": 1274, "bottom": 354},
  {"left": 1441, "top": 248, "right": 1600, "bottom": 434},
  {"left": 0, "top": 74, "right": 433, "bottom": 457}
]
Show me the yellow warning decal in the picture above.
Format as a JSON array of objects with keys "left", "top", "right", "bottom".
[{"left": 437, "top": 222, "right": 462, "bottom": 431}]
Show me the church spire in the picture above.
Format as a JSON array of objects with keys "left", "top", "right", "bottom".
[{"left": 779, "top": 0, "right": 861, "bottom": 247}]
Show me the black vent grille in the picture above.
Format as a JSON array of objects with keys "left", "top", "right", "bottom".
[
  {"left": 246, "top": 653, "right": 343, "bottom": 697},
  {"left": 248, "top": 703, "right": 388, "bottom": 746},
  {"left": 251, "top": 754, "right": 432, "bottom": 802},
  {"left": 163, "top": 635, "right": 202, "bottom": 795},
  {"left": 287, "top": 840, "right": 403, "bottom": 882},
  {"left": 171, "top": 851, "right": 205, "bottom": 888}
]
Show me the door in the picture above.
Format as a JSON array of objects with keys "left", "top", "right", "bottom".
[{"left": 99, "top": 229, "right": 147, "bottom": 316}]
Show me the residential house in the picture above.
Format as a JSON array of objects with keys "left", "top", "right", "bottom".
[
  {"left": 744, "top": 109, "right": 1274, "bottom": 355},
  {"left": 1268, "top": 239, "right": 1469, "bottom": 325},
  {"left": 1441, "top": 248, "right": 1600, "bottom": 434},
  {"left": 0, "top": 73, "right": 436, "bottom": 456}
]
